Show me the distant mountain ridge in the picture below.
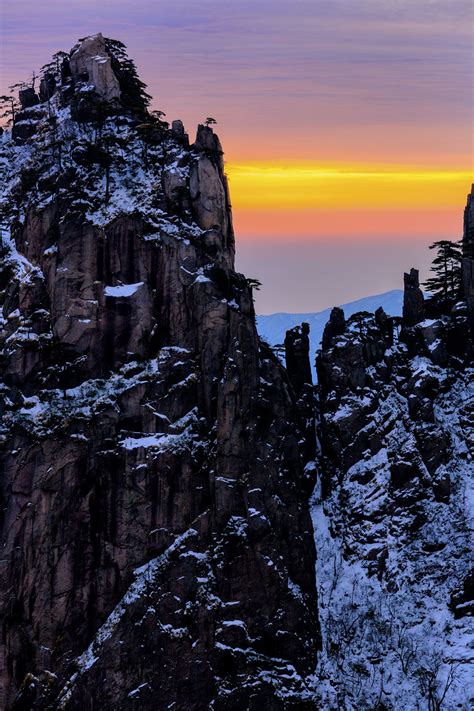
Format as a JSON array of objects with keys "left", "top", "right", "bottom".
[{"left": 257, "top": 289, "right": 403, "bottom": 372}]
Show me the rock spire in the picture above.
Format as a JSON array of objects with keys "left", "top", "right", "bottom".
[{"left": 402, "top": 267, "right": 425, "bottom": 326}]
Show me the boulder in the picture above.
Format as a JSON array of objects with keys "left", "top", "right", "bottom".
[
  {"left": 194, "top": 123, "right": 223, "bottom": 156},
  {"left": 171, "top": 119, "right": 188, "bottom": 145}
]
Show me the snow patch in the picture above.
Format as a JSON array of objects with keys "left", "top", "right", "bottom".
[{"left": 104, "top": 282, "right": 144, "bottom": 297}]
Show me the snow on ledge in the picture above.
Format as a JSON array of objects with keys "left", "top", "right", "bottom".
[
  {"left": 121, "top": 431, "right": 192, "bottom": 452},
  {"left": 122, "top": 433, "right": 170, "bottom": 450},
  {"left": 104, "top": 282, "right": 144, "bottom": 297}
]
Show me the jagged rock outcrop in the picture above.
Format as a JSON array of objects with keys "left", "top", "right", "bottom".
[
  {"left": 321, "top": 306, "right": 345, "bottom": 350},
  {"left": 313, "top": 266, "right": 473, "bottom": 709},
  {"left": 0, "top": 37, "right": 319, "bottom": 710},
  {"left": 39, "top": 73, "right": 56, "bottom": 103},
  {"left": 402, "top": 267, "right": 424, "bottom": 326},
  {"left": 190, "top": 125, "right": 233, "bottom": 244},
  {"left": 317, "top": 307, "right": 392, "bottom": 402},
  {"left": 374, "top": 305, "right": 394, "bottom": 345}
]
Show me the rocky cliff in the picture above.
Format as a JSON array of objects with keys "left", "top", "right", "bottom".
[
  {"left": 0, "top": 35, "right": 319, "bottom": 709},
  {"left": 312, "top": 227, "right": 473, "bottom": 708},
  {"left": 1, "top": 33, "right": 472, "bottom": 711}
]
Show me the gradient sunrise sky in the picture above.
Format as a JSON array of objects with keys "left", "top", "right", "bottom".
[{"left": 1, "top": 0, "right": 472, "bottom": 312}]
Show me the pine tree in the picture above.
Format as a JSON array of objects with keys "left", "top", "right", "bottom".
[
  {"left": 423, "top": 239, "right": 463, "bottom": 305},
  {"left": 39, "top": 51, "right": 69, "bottom": 99},
  {"left": 103, "top": 38, "right": 151, "bottom": 113},
  {"left": 41, "top": 51, "right": 69, "bottom": 80},
  {"left": 245, "top": 277, "right": 262, "bottom": 291},
  {"left": 0, "top": 94, "right": 20, "bottom": 125}
]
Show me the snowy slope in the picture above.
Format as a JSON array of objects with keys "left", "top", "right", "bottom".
[{"left": 311, "top": 352, "right": 474, "bottom": 710}]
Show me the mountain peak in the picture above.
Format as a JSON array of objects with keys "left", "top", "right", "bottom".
[
  {"left": 69, "top": 32, "right": 121, "bottom": 102},
  {"left": 1, "top": 35, "right": 234, "bottom": 269},
  {"left": 8, "top": 34, "right": 152, "bottom": 144}
]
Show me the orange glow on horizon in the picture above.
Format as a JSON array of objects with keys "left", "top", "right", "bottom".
[
  {"left": 232, "top": 207, "right": 464, "bottom": 242},
  {"left": 226, "top": 162, "right": 472, "bottom": 209},
  {"left": 226, "top": 161, "right": 472, "bottom": 241}
]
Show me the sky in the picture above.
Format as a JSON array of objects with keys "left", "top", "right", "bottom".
[{"left": 1, "top": 0, "right": 472, "bottom": 312}]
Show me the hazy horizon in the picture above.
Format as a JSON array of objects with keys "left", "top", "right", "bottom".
[{"left": 238, "top": 234, "right": 437, "bottom": 314}]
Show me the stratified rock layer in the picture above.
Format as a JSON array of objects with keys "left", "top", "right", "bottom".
[{"left": 0, "top": 37, "right": 319, "bottom": 710}]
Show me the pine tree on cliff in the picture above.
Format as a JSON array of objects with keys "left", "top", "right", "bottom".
[
  {"left": 424, "top": 239, "right": 463, "bottom": 305},
  {"left": 0, "top": 93, "right": 20, "bottom": 125},
  {"left": 104, "top": 37, "right": 151, "bottom": 112}
]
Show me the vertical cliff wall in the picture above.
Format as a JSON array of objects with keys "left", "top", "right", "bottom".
[{"left": 0, "top": 36, "right": 319, "bottom": 710}]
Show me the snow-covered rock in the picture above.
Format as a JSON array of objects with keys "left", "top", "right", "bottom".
[{"left": 312, "top": 303, "right": 473, "bottom": 710}]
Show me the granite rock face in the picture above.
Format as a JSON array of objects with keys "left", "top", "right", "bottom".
[
  {"left": 69, "top": 33, "right": 121, "bottom": 101},
  {"left": 0, "top": 38, "right": 319, "bottom": 709}
]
